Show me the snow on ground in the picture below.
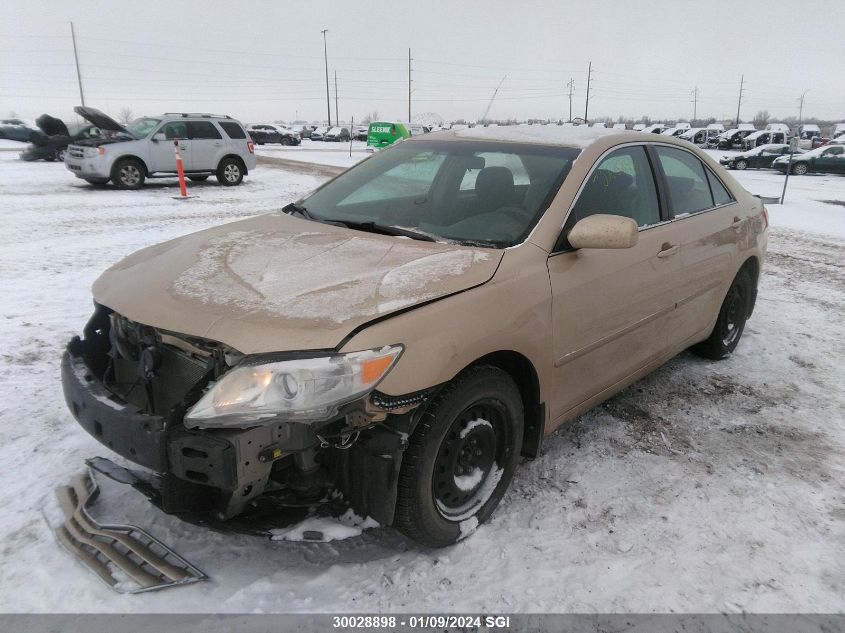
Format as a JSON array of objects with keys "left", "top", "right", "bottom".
[
  {"left": 255, "top": 138, "right": 369, "bottom": 168},
  {"left": 0, "top": 151, "right": 842, "bottom": 614}
]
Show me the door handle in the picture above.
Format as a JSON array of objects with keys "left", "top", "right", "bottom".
[
  {"left": 214, "top": 142, "right": 222, "bottom": 146},
  {"left": 657, "top": 243, "right": 679, "bottom": 258}
]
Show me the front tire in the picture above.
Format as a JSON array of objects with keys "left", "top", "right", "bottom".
[
  {"left": 692, "top": 267, "right": 753, "bottom": 360},
  {"left": 188, "top": 175, "right": 209, "bottom": 182},
  {"left": 734, "top": 159, "right": 748, "bottom": 170},
  {"left": 216, "top": 157, "right": 244, "bottom": 186},
  {"left": 791, "top": 162, "right": 808, "bottom": 175},
  {"left": 56, "top": 147, "right": 67, "bottom": 162},
  {"left": 394, "top": 366, "right": 523, "bottom": 547},
  {"left": 111, "top": 158, "right": 145, "bottom": 190}
]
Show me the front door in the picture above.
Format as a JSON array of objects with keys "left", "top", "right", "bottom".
[
  {"left": 547, "top": 144, "right": 679, "bottom": 421},
  {"left": 150, "top": 121, "right": 190, "bottom": 172},
  {"left": 814, "top": 146, "right": 845, "bottom": 174}
]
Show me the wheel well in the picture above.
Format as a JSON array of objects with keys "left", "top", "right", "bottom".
[
  {"left": 467, "top": 351, "right": 544, "bottom": 459},
  {"left": 739, "top": 256, "right": 760, "bottom": 317},
  {"left": 114, "top": 155, "right": 149, "bottom": 176},
  {"left": 220, "top": 154, "right": 248, "bottom": 175}
]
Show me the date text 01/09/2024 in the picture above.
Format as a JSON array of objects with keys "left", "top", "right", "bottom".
[{"left": 332, "top": 615, "right": 512, "bottom": 629}]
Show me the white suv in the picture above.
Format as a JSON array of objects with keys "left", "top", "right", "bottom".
[{"left": 64, "top": 107, "right": 256, "bottom": 189}]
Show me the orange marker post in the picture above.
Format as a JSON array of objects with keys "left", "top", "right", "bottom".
[{"left": 173, "top": 138, "right": 188, "bottom": 198}]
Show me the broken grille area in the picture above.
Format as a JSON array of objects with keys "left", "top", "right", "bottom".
[{"left": 54, "top": 471, "right": 206, "bottom": 593}]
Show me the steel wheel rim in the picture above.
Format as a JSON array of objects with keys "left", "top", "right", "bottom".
[
  {"left": 721, "top": 285, "right": 745, "bottom": 347},
  {"left": 224, "top": 164, "right": 240, "bottom": 182},
  {"left": 120, "top": 165, "right": 140, "bottom": 185},
  {"left": 432, "top": 402, "right": 506, "bottom": 521}
]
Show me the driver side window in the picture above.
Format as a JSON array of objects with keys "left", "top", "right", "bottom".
[
  {"left": 569, "top": 146, "right": 660, "bottom": 229},
  {"left": 160, "top": 122, "right": 188, "bottom": 140}
]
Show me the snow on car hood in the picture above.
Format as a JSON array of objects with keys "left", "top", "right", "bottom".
[{"left": 92, "top": 213, "right": 501, "bottom": 353}]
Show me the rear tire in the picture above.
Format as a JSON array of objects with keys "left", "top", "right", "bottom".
[
  {"left": 791, "top": 163, "right": 808, "bottom": 175},
  {"left": 56, "top": 147, "right": 67, "bottom": 162},
  {"left": 734, "top": 159, "right": 748, "bottom": 170},
  {"left": 394, "top": 366, "right": 523, "bottom": 547},
  {"left": 216, "top": 157, "right": 244, "bottom": 186},
  {"left": 111, "top": 158, "right": 145, "bottom": 190},
  {"left": 692, "top": 268, "right": 753, "bottom": 360}
]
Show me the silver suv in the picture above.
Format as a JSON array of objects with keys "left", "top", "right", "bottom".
[{"left": 64, "top": 107, "right": 256, "bottom": 189}]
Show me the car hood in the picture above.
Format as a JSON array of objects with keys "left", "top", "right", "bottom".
[
  {"left": 92, "top": 213, "right": 502, "bottom": 354},
  {"left": 74, "top": 106, "right": 129, "bottom": 135}
]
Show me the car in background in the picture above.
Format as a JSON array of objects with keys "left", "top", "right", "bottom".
[
  {"left": 772, "top": 143, "right": 845, "bottom": 175},
  {"left": 247, "top": 124, "right": 301, "bottom": 146},
  {"left": 632, "top": 123, "right": 646, "bottom": 131},
  {"left": 64, "top": 107, "right": 256, "bottom": 189},
  {"left": 661, "top": 127, "right": 688, "bottom": 137},
  {"left": 324, "top": 126, "right": 351, "bottom": 142},
  {"left": 796, "top": 124, "right": 821, "bottom": 149},
  {"left": 366, "top": 121, "right": 411, "bottom": 149},
  {"left": 61, "top": 126, "right": 767, "bottom": 548},
  {"left": 0, "top": 118, "right": 43, "bottom": 143},
  {"left": 717, "top": 126, "right": 756, "bottom": 150},
  {"left": 310, "top": 126, "right": 329, "bottom": 141},
  {"left": 678, "top": 127, "right": 708, "bottom": 145},
  {"left": 742, "top": 124, "right": 789, "bottom": 151},
  {"left": 641, "top": 123, "right": 667, "bottom": 134},
  {"left": 719, "top": 144, "right": 805, "bottom": 170},
  {"left": 353, "top": 125, "right": 368, "bottom": 141},
  {"left": 20, "top": 113, "right": 110, "bottom": 162}
]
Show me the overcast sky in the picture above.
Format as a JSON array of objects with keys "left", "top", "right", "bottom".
[{"left": 1, "top": 0, "right": 843, "bottom": 126}]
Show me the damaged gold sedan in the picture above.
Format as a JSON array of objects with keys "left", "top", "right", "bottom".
[{"left": 63, "top": 126, "right": 767, "bottom": 547}]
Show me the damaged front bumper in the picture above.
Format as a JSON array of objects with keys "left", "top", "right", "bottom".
[{"left": 62, "top": 327, "right": 421, "bottom": 527}]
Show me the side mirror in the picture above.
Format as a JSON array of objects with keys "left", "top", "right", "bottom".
[
  {"left": 152, "top": 132, "right": 165, "bottom": 142},
  {"left": 568, "top": 214, "right": 638, "bottom": 250}
]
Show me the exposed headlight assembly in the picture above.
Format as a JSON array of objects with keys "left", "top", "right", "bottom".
[{"left": 184, "top": 345, "right": 403, "bottom": 428}]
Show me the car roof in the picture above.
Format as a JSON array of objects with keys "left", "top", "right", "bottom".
[{"left": 424, "top": 124, "right": 622, "bottom": 149}]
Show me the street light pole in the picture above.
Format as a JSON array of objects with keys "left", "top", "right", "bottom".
[
  {"left": 798, "top": 89, "right": 809, "bottom": 124},
  {"left": 321, "top": 29, "right": 331, "bottom": 127}
]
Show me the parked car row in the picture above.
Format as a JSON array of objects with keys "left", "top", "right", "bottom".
[{"left": 719, "top": 140, "right": 845, "bottom": 175}]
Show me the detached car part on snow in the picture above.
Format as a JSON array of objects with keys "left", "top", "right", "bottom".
[{"left": 63, "top": 128, "right": 767, "bottom": 547}]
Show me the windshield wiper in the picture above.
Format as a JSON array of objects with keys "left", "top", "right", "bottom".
[
  {"left": 281, "top": 202, "right": 317, "bottom": 221},
  {"left": 332, "top": 220, "right": 437, "bottom": 242}
]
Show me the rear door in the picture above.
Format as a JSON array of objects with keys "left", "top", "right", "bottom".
[
  {"left": 149, "top": 120, "right": 189, "bottom": 172},
  {"left": 187, "top": 121, "right": 224, "bottom": 171},
  {"left": 651, "top": 145, "right": 741, "bottom": 348},
  {"left": 547, "top": 144, "right": 679, "bottom": 420}
]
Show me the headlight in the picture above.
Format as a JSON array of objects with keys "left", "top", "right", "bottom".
[{"left": 184, "top": 345, "right": 403, "bottom": 428}]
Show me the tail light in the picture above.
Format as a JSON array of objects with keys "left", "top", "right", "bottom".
[
  {"left": 247, "top": 141, "right": 255, "bottom": 154},
  {"left": 761, "top": 206, "right": 769, "bottom": 229}
]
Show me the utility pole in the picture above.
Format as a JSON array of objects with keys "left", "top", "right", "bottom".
[
  {"left": 334, "top": 70, "right": 339, "bottom": 126},
  {"left": 70, "top": 22, "right": 85, "bottom": 106},
  {"left": 735, "top": 74, "right": 745, "bottom": 126},
  {"left": 691, "top": 86, "right": 699, "bottom": 122},
  {"left": 566, "top": 79, "right": 574, "bottom": 122},
  {"left": 798, "top": 89, "right": 809, "bottom": 124},
  {"left": 408, "top": 48, "right": 412, "bottom": 122},
  {"left": 321, "top": 29, "right": 331, "bottom": 127},
  {"left": 584, "top": 62, "right": 593, "bottom": 123}
]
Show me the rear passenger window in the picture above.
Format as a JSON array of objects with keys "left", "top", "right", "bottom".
[
  {"left": 188, "top": 121, "right": 222, "bottom": 140},
  {"left": 706, "top": 170, "right": 733, "bottom": 206},
  {"left": 219, "top": 121, "right": 247, "bottom": 139},
  {"left": 568, "top": 146, "right": 660, "bottom": 229},
  {"left": 655, "top": 146, "right": 714, "bottom": 215}
]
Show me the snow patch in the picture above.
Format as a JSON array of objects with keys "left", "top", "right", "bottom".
[
  {"left": 270, "top": 508, "right": 379, "bottom": 542},
  {"left": 459, "top": 417, "right": 492, "bottom": 438},
  {"left": 454, "top": 467, "right": 484, "bottom": 492}
]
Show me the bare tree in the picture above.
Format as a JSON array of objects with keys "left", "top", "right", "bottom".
[
  {"left": 753, "top": 110, "right": 770, "bottom": 128},
  {"left": 361, "top": 110, "right": 380, "bottom": 125},
  {"left": 117, "top": 107, "right": 134, "bottom": 125},
  {"left": 7, "top": 110, "right": 18, "bottom": 118}
]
